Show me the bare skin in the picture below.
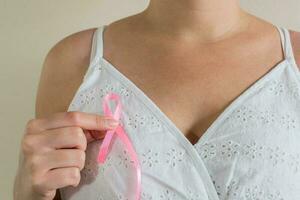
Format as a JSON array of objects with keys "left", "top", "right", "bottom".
[{"left": 14, "top": 0, "right": 300, "bottom": 199}]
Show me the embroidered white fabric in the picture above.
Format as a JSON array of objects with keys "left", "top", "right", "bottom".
[{"left": 59, "top": 24, "right": 300, "bottom": 200}]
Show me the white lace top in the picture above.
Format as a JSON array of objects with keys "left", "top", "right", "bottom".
[{"left": 59, "top": 24, "right": 300, "bottom": 200}]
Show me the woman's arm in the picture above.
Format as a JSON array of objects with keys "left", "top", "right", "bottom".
[
  {"left": 35, "top": 29, "right": 95, "bottom": 117},
  {"left": 14, "top": 29, "right": 99, "bottom": 200},
  {"left": 36, "top": 29, "right": 94, "bottom": 200}
]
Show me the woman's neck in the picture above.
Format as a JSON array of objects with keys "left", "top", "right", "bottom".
[{"left": 140, "top": 0, "right": 250, "bottom": 43}]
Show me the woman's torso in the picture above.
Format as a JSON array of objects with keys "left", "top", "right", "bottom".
[{"left": 59, "top": 15, "right": 300, "bottom": 200}]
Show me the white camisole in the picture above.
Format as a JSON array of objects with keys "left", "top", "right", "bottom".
[{"left": 60, "top": 24, "right": 300, "bottom": 200}]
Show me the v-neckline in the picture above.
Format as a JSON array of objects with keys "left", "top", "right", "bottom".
[
  {"left": 100, "top": 56, "right": 288, "bottom": 144},
  {"left": 98, "top": 24, "right": 289, "bottom": 148}
]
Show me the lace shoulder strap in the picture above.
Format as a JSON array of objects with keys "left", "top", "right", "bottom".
[
  {"left": 90, "top": 25, "right": 106, "bottom": 64},
  {"left": 278, "top": 26, "right": 296, "bottom": 62},
  {"left": 83, "top": 25, "right": 107, "bottom": 81}
]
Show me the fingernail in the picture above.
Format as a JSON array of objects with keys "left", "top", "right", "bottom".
[{"left": 105, "top": 118, "right": 119, "bottom": 128}]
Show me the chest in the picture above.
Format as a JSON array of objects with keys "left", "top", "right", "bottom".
[
  {"left": 101, "top": 25, "right": 285, "bottom": 143},
  {"left": 104, "top": 50, "right": 283, "bottom": 144}
]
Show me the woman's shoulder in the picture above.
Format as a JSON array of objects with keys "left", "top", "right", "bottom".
[
  {"left": 290, "top": 29, "right": 300, "bottom": 69},
  {"left": 35, "top": 27, "right": 98, "bottom": 118}
]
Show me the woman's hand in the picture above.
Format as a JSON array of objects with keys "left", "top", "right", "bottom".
[{"left": 13, "top": 111, "right": 119, "bottom": 200}]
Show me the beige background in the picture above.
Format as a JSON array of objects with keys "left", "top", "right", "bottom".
[{"left": 1, "top": 0, "right": 300, "bottom": 199}]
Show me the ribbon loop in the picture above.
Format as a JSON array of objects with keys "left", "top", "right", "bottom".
[{"left": 98, "top": 92, "right": 141, "bottom": 200}]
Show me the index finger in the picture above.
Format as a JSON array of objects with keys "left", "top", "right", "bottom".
[{"left": 29, "top": 111, "right": 119, "bottom": 133}]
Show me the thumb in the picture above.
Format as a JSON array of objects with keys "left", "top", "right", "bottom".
[{"left": 83, "top": 129, "right": 107, "bottom": 143}]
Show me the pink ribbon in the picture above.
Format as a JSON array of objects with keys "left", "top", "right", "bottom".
[{"left": 98, "top": 92, "right": 141, "bottom": 200}]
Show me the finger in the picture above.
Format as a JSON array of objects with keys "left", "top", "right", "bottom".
[
  {"left": 40, "top": 149, "right": 85, "bottom": 171},
  {"left": 27, "top": 111, "right": 119, "bottom": 133},
  {"left": 83, "top": 129, "right": 106, "bottom": 143},
  {"left": 43, "top": 167, "right": 81, "bottom": 191},
  {"left": 30, "top": 127, "right": 88, "bottom": 152}
]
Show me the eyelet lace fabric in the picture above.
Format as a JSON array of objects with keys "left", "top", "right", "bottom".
[{"left": 60, "top": 25, "right": 300, "bottom": 200}]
